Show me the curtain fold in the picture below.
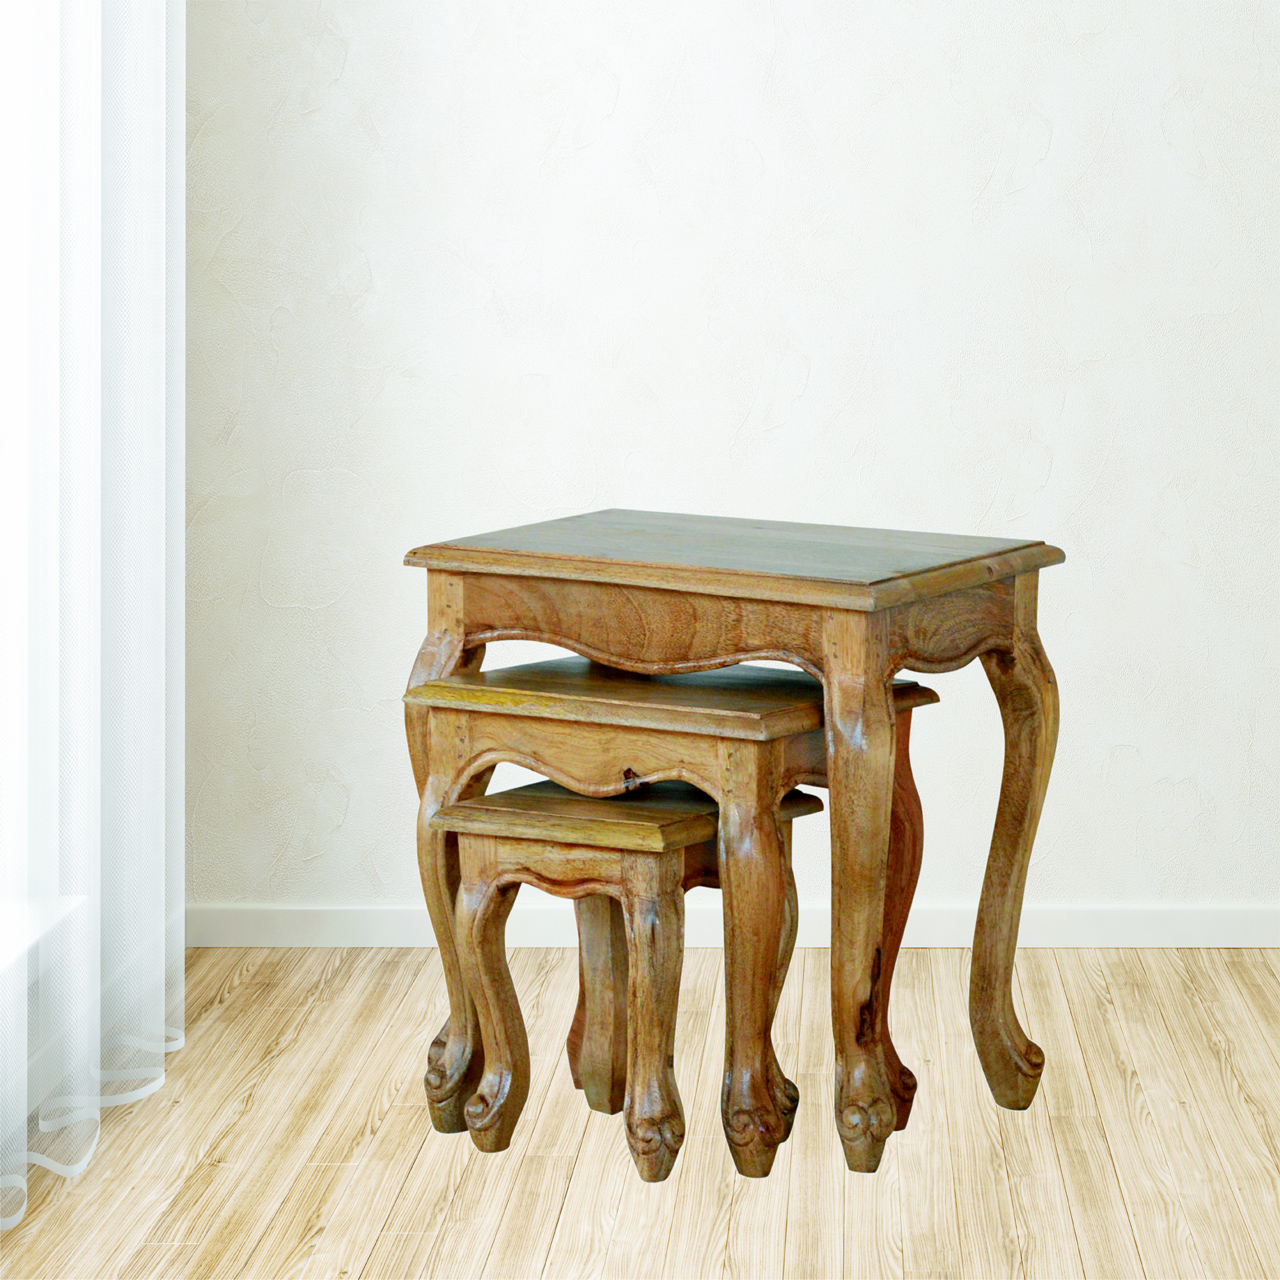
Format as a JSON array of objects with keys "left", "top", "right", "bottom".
[{"left": 0, "top": 0, "right": 183, "bottom": 1232}]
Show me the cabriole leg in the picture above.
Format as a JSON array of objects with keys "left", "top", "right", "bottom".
[
  {"left": 718, "top": 741, "right": 795, "bottom": 1177},
  {"left": 882, "top": 706, "right": 925, "bottom": 1129},
  {"left": 972, "top": 573, "right": 1058, "bottom": 1109},
  {"left": 405, "top": 574, "right": 489, "bottom": 1133},
  {"left": 621, "top": 852, "right": 685, "bottom": 1183},
  {"left": 767, "top": 821, "right": 801, "bottom": 1139},
  {"left": 824, "top": 610, "right": 898, "bottom": 1173},
  {"left": 417, "top": 712, "right": 492, "bottom": 1132},
  {"left": 456, "top": 835, "right": 529, "bottom": 1153}
]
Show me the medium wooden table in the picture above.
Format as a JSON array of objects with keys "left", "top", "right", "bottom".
[{"left": 406, "top": 509, "right": 1063, "bottom": 1172}]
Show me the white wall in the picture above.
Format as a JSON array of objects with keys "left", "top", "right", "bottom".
[{"left": 187, "top": 0, "right": 1280, "bottom": 946}]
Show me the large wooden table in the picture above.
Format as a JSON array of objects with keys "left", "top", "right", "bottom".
[{"left": 405, "top": 509, "right": 1063, "bottom": 1172}]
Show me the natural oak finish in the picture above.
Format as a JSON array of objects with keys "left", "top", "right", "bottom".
[
  {"left": 971, "top": 573, "right": 1058, "bottom": 1112},
  {"left": 566, "top": 895, "right": 630, "bottom": 1114},
  {"left": 433, "top": 782, "right": 824, "bottom": 1182},
  {"left": 7, "top": 946, "right": 1280, "bottom": 1280},
  {"left": 409, "top": 655, "right": 834, "bottom": 740},
  {"left": 405, "top": 658, "right": 935, "bottom": 1178},
  {"left": 431, "top": 784, "right": 719, "bottom": 852},
  {"left": 405, "top": 511, "right": 1064, "bottom": 1171},
  {"left": 406, "top": 508, "right": 1064, "bottom": 611}
]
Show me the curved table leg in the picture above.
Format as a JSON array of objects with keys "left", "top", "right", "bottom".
[
  {"left": 455, "top": 838, "right": 528, "bottom": 1152},
  {"left": 972, "top": 575, "right": 1058, "bottom": 1109},
  {"left": 418, "top": 753, "right": 495, "bottom": 1131},
  {"left": 406, "top": 581, "right": 490, "bottom": 1132},
  {"left": 765, "top": 826, "right": 801, "bottom": 1141},
  {"left": 621, "top": 852, "right": 686, "bottom": 1183},
  {"left": 882, "top": 706, "right": 924, "bottom": 1130},
  {"left": 824, "top": 611, "right": 898, "bottom": 1173},
  {"left": 717, "top": 740, "right": 794, "bottom": 1178}
]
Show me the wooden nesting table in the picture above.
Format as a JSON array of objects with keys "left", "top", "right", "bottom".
[{"left": 405, "top": 509, "right": 1063, "bottom": 1173}]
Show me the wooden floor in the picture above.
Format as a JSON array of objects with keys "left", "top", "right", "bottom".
[{"left": 3, "top": 947, "right": 1279, "bottom": 1280}]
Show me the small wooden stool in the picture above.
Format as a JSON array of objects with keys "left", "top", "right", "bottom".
[{"left": 431, "top": 780, "right": 824, "bottom": 1181}]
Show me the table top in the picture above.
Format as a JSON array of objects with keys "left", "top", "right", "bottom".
[
  {"left": 405, "top": 656, "right": 939, "bottom": 740},
  {"left": 430, "top": 779, "right": 824, "bottom": 852},
  {"left": 406, "top": 509, "right": 1064, "bottom": 609}
]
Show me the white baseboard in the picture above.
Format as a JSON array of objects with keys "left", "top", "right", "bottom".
[{"left": 185, "top": 897, "right": 1278, "bottom": 949}]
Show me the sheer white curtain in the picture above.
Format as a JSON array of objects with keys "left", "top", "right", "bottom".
[{"left": 0, "top": 0, "right": 183, "bottom": 1231}]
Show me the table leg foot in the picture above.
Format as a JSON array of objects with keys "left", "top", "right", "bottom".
[
  {"left": 426, "top": 1018, "right": 483, "bottom": 1133},
  {"left": 835, "top": 1049, "right": 897, "bottom": 1172}
]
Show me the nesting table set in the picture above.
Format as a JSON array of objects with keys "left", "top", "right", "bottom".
[{"left": 403, "top": 510, "right": 1063, "bottom": 1180}]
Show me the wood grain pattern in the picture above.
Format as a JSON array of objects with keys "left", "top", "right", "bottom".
[
  {"left": 970, "top": 573, "right": 1056, "bottom": 1111},
  {"left": 437, "top": 777, "right": 824, "bottom": 1182},
  {"left": 415, "top": 706, "right": 488, "bottom": 1135},
  {"left": 463, "top": 573, "right": 827, "bottom": 675},
  {"left": 567, "top": 895, "right": 630, "bottom": 1115},
  {"left": 478, "top": 1034, "right": 594, "bottom": 1280},
  {"left": 660, "top": 966, "right": 735, "bottom": 1280},
  {"left": 724, "top": 944, "right": 803, "bottom": 1279},
  {"left": 888, "top": 582, "right": 1015, "bottom": 673},
  {"left": 823, "top": 608, "right": 899, "bottom": 1173},
  {"left": 410, "top": 665, "right": 924, "bottom": 1173},
  {"left": 1135, "top": 950, "right": 1280, "bottom": 1276},
  {"left": 882, "top": 707, "right": 925, "bottom": 1130},
  {"left": 407, "top": 508, "right": 1064, "bottom": 610},
  {"left": 180, "top": 952, "right": 429, "bottom": 1280},
  {"left": 1053, "top": 949, "right": 1202, "bottom": 1279},
  {"left": 830, "top": 943, "right": 904, "bottom": 1280},
  {"left": 1221, "top": 950, "right": 1280, "bottom": 1088},
  {"left": 408, "top": 511, "right": 1062, "bottom": 1174},
  {"left": 600, "top": 950, "right": 722, "bottom": 1280},
  {"left": 297, "top": 1105, "right": 436, "bottom": 1280},
  {"left": 1101, "top": 948, "right": 1265, "bottom": 1279},
  {"left": 94, "top": 952, "right": 389, "bottom": 1276},
  {"left": 1009, "top": 952, "right": 1145, "bottom": 1279},
  {"left": 435, "top": 779, "right": 722, "bottom": 852},
  {"left": 433, "top": 778, "right": 823, "bottom": 853},
  {"left": 413, "top": 950, "right": 580, "bottom": 1280},
  {"left": 783, "top": 954, "right": 847, "bottom": 1280},
  {"left": 9, "top": 947, "right": 1280, "bottom": 1280},
  {"left": 619, "top": 851, "right": 687, "bottom": 1183},
  {"left": 1050, "top": 1115, "right": 1146, "bottom": 1280},
  {"left": 1000, "top": 965, "right": 1085, "bottom": 1279},
  {"left": 233, "top": 957, "right": 451, "bottom": 1278},
  {"left": 998, "top": 1086, "right": 1084, "bottom": 1280},
  {"left": 408, "top": 654, "right": 828, "bottom": 740},
  {"left": 930, "top": 951, "right": 1024, "bottom": 1280},
  {"left": 716, "top": 738, "right": 795, "bottom": 1178},
  {"left": 1011, "top": 949, "right": 1096, "bottom": 1119},
  {"left": 892, "top": 948, "right": 962, "bottom": 1280},
  {"left": 455, "top": 835, "right": 530, "bottom": 1154}
]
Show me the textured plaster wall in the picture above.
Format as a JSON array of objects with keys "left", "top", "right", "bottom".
[{"left": 188, "top": 0, "right": 1280, "bottom": 918}]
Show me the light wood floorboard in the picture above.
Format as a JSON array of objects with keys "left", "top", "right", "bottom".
[{"left": 1, "top": 948, "right": 1278, "bottom": 1280}]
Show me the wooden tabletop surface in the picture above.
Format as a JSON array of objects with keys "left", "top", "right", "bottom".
[
  {"left": 431, "top": 779, "right": 824, "bottom": 852},
  {"left": 406, "top": 509, "right": 1063, "bottom": 609},
  {"left": 405, "top": 657, "right": 938, "bottom": 741}
]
